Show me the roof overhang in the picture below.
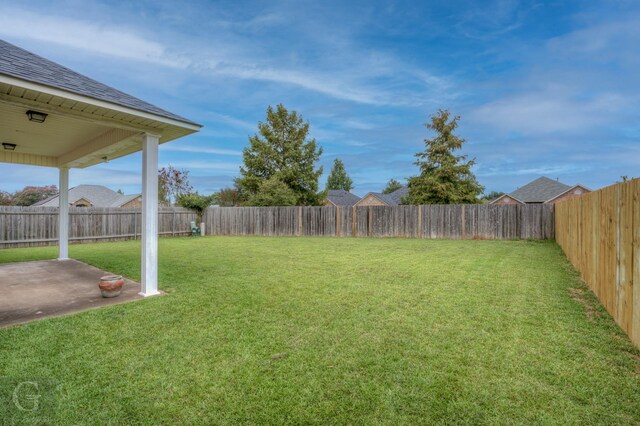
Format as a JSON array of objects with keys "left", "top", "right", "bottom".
[
  {"left": 0, "top": 74, "right": 201, "bottom": 169},
  {"left": 490, "top": 194, "right": 525, "bottom": 205},
  {"left": 354, "top": 193, "right": 389, "bottom": 206},
  {"left": 544, "top": 185, "right": 591, "bottom": 204}
]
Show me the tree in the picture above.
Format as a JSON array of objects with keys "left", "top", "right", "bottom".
[
  {"left": 0, "top": 191, "right": 12, "bottom": 206},
  {"left": 159, "top": 164, "right": 192, "bottom": 205},
  {"left": 481, "top": 191, "right": 505, "bottom": 202},
  {"left": 383, "top": 179, "right": 403, "bottom": 194},
  {"left": 177, "top": 193, "right": 215, "bottom": 220},
  {"left": 11, "top": 185, "right": 58, "bottom": 206},
  {"left": 326, "top": 159, "right": 353, "bottom": 191},
  {"left": 215, "top": 188, "right": 244, "bottom": 207},
  {"left": 247, "top": 176, "right": 297, "bottom": 206},
  {"left": 235, "top": 104, "right": 323, "bottom": 205},
  {"left": 406, "top": 109, "right": 483, "bottom": 204}
]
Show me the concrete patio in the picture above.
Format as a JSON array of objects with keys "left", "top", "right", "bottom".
[{"left": 0, "top": 259, "right": 143, "bottom": 328}]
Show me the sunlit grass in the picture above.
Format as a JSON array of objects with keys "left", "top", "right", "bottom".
[{"left": 1, "top": 237, "right": 639, "bottom": 424}]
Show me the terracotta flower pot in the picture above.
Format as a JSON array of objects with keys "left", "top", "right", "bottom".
[{"left": 98, "top": 275, "right": 124, "bottom": 298}]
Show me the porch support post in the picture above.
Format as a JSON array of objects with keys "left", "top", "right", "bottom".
[
  {"left": 58, "top": 167, "right": 69, "bottom": 260},
  {"left": 140, "top": 133, "right": 160, "bottom": 297}
]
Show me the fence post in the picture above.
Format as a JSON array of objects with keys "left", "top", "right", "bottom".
[
  {"left": 298, "top": 206, "right": 303, "bottom": 237},
  {"left": 352, "top": 206, "right": 357, "bottom": 238},
  {"left": 336, "top": 207, "right": 340, "bottom": 237},
  {"left": 368, "top": 206, "right": 372, "bottom": 237},
  {"left": 461, "top": 205, "right": 466, "bottom": 240},
  {"left": 134, "top": 211, "right": 138, "bottom": 240},
  {"left": 417, "top": 206, "right": 422, "bottom": 239},
  {"left": 172, "top": 209, "right": 176, "bottom": 236}
]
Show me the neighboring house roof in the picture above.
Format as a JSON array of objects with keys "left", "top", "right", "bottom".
[
  {"left": 358, "top": 186, "right": 409, "bottom": 206},
  {"left": 544, "top": 184, "right": 590, "bottom": 204},
  {"left": 507, "top": 177, "right": 573, "bottom": 203},
  {"left": 491, "top": 193, "right": 525, "bottom": 204},
  {"left": 380, "top": 186, "right": 409, "bottom": 205},
  {"left": 0, "top": 39, "right": 197, "bottom": 126},
  {"left": 110, "top": 194, "right": 141, "bottom": 207},
  {"left": 326, "top": 190, "right": 361, "bottom": 207},
  {"left": 34, "top": 185, "right": 140, "bottom": 207}
]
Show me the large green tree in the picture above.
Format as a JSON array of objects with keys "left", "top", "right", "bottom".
[
  {"left": 235, "top": 104, "right": 323, "bottom": 205},
  {"left": 406, "top": 109, "right": 483, "bottom": 204},
  {"left": 326, "top": 159, "right": 353, "bottom": 191}
]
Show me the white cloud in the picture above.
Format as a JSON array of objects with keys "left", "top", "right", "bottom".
[
  {"left": 0, "top": 8, "right": 189, "bottom": 68},
  {"left": 166, "top": 161, "right": 240, "bottom": 172},
  {"left": 161, "top": 144, "right": 242, "bottom": 156},
  {"left": 0, "top": 7, "right": 452, "bottom": 107},
  {"left": 476, "top": 164, "right": 592, "bottom": 177},
  {"left": 207, "top": 112, "right": 257, "bottom": 131},
  {"left": 470, "top": 90, "right": 628, "bottom": 134}
]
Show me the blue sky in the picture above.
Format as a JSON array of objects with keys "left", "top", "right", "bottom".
[{"left": 1, "top": 0, "right": 638, "bottom": 197}]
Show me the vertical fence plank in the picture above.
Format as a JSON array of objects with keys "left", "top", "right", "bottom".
[
  {"left": 556, "top": 179, "right": 638, "bottom": 348},
  {"left": 200, "top": 204, "right": 554, "bottom": 241},
  {"left": 0, "top": 206, "right": 197, "bottom": 248}
]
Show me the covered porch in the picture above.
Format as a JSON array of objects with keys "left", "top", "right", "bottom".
[{"left": 0, "top": 40, "right": 201, "bottom": 318}]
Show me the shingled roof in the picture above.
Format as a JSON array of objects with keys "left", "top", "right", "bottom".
[
  {"left": 0, "top": 39, "right": 197, "bottom": 125},
  {"left": 508, "top": 177, "right": 572, "bottom": 203},
  {"left": 358, "top": 186, "right": 409, "bottom": 206},
  {"left": 378, "top": 186, "right": 409, "bottom": 205},
  {"left": 326, "top": 189, "right": 361, "bottom": 206},
  {"left": 34, "top": 185, "right": 139, "bottom": 208}
]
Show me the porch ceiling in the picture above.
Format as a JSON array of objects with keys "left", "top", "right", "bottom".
[{"left": 0, "top": 77, "right": 200, "bottom": 169}]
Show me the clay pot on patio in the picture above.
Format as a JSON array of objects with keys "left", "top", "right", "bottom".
[{"left": 98, "top": 275, "right": 124, "bottom": 298}]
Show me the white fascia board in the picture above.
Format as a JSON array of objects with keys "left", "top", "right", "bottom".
[{"left": 0, "top": 74, "right": 202, "bottom": 132}]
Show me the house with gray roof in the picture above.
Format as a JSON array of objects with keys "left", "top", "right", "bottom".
[
  {"left": 325, "top": 189, "right": 361, "bottom": 207},
  {"left": 491, "top": 176, "right": 590, "bottom": 205},
  {"left": 354, "top": 186, "right": 409, "bottom": 207},
  {"left": 34, "top": 185, "right": 141, "bottom": 208}
]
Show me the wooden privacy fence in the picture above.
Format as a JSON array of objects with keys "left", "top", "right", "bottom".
[
  {"left": 0, "top": 206, "right": 198, "bottom": 249},
  {"left": 555, "top": 179, "right": 640, "bottom": 347},
  {"left": 204, "top": 204, "right": 555, "bottom": 240}
]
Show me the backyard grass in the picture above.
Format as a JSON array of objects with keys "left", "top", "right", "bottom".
[{"left": 1, "top": 237, "right": 639, "bottom": 424}]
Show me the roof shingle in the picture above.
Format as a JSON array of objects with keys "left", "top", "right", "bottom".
[
  {"left": 35, "top": 185, "right": 139, "bottom": 207},
  {"left": 0, "top": 39, "right": 198, "bottom": 126},
  {"left": 326, "top": 190, "right": 361, "bottom": 206},
  {"left": 508, "top": 177, "right": 572, "bottom": 203}
]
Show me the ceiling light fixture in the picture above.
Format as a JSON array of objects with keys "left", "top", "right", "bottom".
[
  {"left": 101, "top": 156, "right": 109, "bottom": 163},
  {"left": 26, "top": 110, "right": 48, "bottom": 123},
  {"left": 2, "top": 143, "right": 16, "bottom": 151}
]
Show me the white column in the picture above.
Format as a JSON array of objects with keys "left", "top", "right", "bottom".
[
  {"left": 140, "top": 133, "right": 160, "bottom": 297},
  {"left": 58, "top": 167, "right": 69, "bottom": 260}
]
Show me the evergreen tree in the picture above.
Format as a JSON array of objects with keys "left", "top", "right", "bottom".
[
  {"left": 235, "top": 104, "right": 323, "bottom": 205},
  {"left": 383, "top": 179, "right": 403, "bottom": 194},
  {"left": 406, "top": 109, "right": 483, "bottom": 204},
  {"left": 247, "top": 176, "right": 297, "bottom": 206},
  {"left": 326, "top": 159, "right": 353, "bottom": 191}
]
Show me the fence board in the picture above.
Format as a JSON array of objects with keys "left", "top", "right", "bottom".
[
  {"left": 204, "top": 204, "right": 554, "bottom": 240},
  {"left": 0, "top": 206, "right": 197, "bottom": 249},
  {"left": 556, "top": 179, "right": 639, "bottom": 348}
]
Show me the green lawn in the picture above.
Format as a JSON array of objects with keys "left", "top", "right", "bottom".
[{"left": 1, "top": 237, "right": 639, "bottom": 424}]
